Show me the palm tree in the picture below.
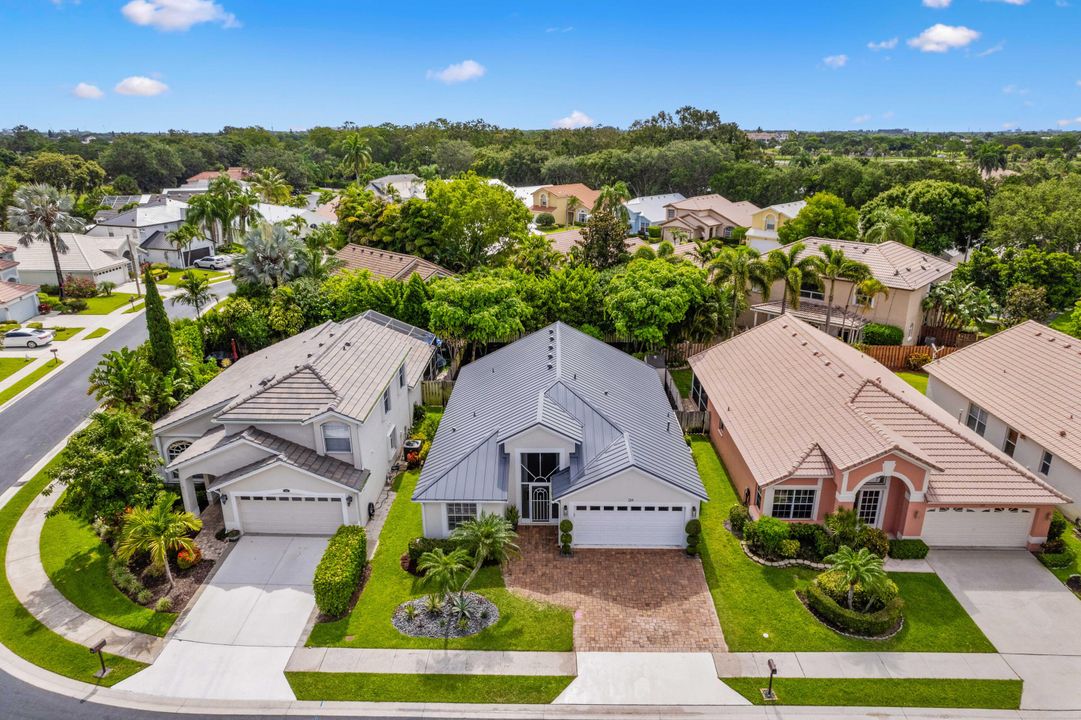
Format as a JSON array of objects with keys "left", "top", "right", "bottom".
[
  {"left": 185, "top": 194, "right": 223, "bottom": 249},
  {"left": 283, "top": 214, "right": 309, "bottom": 238},
  {"left": 565, "top": 195, "right": 582, "bottom": 226},
  {"left": 6, "top": 184, "right": 85, "bottom": 300},
  {"left": 115, "top": 493, "right": 202, "bottom": 588},
  {"left": 250, "top": 167, "right": 292, "bottom": 204},
  {"left": 170, "top": 271, "right": 217, "bottom": 318},
  {"left": 823, "top": 545, "right": 887, "bottom": 611},
  {"left": 860, "top": 208, "right": 916, "bottom": 246},
  {"left": 818, "top": 244, "right": 872, "bottom": 336},
  {"left": 593, "top": 182, "right": 632, "bottom": 221},
  {"left": 690, "top": 238, "right": 718, "bottom": 267},
  {"left": 855, "top": 278, "right": 888, "bottom": 316},
  {"left": 975, "top": 142, "right": 1008, "bottom": 177},
  {"left": 418, "top": 547, "right": 470, "bottom": 602},
  {"left": 449, "top": 513, "right": 520, "bottom": 599},
  {"left": 234, "top": 222, "right": 308, "bottom": 288},
  {"left": 299, "top": 244, "right": 344, "bottom": 282},
  {"left": 87, "top": 347, "right": 165, "bottom": 418},
  {"left": 340, "top": 132, "right": 372, "bottom": 182},
  {"left": 765, "top": 241, "right": 821, "bottom": 313},
  {"left": 233, "top": 189, "right": 263, "bottom": 236},
  {"left": 709, "top": 245, "right": 773, "bottom": 337},
  {"left": 166, "top": 223, "right": 202, "bottom": 267},
  {"left": 922, "top": 280, "right": 997, "bottom": 331}
]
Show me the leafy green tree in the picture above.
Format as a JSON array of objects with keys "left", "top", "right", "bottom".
[
  {"left": 776, "top": 192, "right": 858, "bottom": 244},
  {"left": 235, "top": 223, "right": 307, "bottom": 288},
  {"left": 922, "top": 280, "right": 998, "bottom": 330},
  {"left": 860, "top": 180, "right": 989, "bottom": 256},
  {"left": 425, "top": 273, "right": 528, "bottom": 359},
  {"left": 426, "top": 172, "right": 531, "bottom": 270},
  {"left": 432, "top": 139, "right": 476, "bottom": 176},
  {"left": 200, "top": 296, "right": 273, "bottom": 353},
  {"left": 576, "top": 209, "right": 630, "bottom": 270},
  {"left": 44, "top": 411, "right": 162, "bottom": 524},
  {"left": 509, "top": 234, "right": 561, "bottom": 275},
  {"left": 449, "top": 513, "right": 520, "bottom": 598},
  {"left": 88, "top": 347, "right": 179, "bottom": 420},
  {"left": 99, "top": 136, "right": 184, "bottom": 191},
  {"left": 605, "top": 258, "right": 710, "bottom": 348},
  {"left": 823, "top": 545, "right": 887, "bottom": 611},
  {"left": 22, "top": 152, "right": 106, "bottom": 194},
  {"left": 144, "top": 269, "right": 180, "bottom": 376},
  {"left": 397, "top": 273, "right": 432, "bottom": 328},
  {"left": 765, "top": 241, "right": 821, "bottom": 313},
  {"left": 1002, "top": 284, "right": 1050, "bottom": 325},
  {"left": 170, "top": 271, "right": 217, "bottom": 318},
  {"left": 710, "top": 245, "right": 773, "bottom": 336},
  {"left": 985, "top": 175, "right": 1081, "bottom": 254},
  {"left": 633, "top": 240, "right": 682, "bottom": 263},
  {"left": 531, "top": 264, "right": 602, "bottom": 328},
  {"left": 954, "top": 247, "right": 1081, "bottom": 311},
  {"left": 115, "top": 493, "right": 202, "bottom": 587},
  {"left": 817, "top": 244, "right": 872, "bottom": 335},
  {"left": 858, "top": 206, "right": 918, "bottom": 246},
  {"left": 6, "top": 184, "right": 85, "bottom": 299}
]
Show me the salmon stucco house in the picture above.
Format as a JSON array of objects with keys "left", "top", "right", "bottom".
[{"left": 688, "top": 315, "right": 1067, "bottom": 549}]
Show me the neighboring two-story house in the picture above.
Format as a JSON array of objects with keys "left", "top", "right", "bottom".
[
  {"left": 925, "top": 321, "right": 1081, "bottom": 520},
  {"left": 154, "top": 311, "right": 438, "bottom": 535},
  {"left": 744, "top": 200, "right": 806, "bottom": 253},
  {"left": 87, "top": 198, "right": 214, "bottom": 268},
  {"left": 528, "top": 184, "right": 601, "bottom": 226},
  {"left": 623, "top": 193, "right": 686, "bottom": 235},
  {"left": 0, "top": 242, "right": 39, "bottom": 323},
  {"left": 413, "top": 322, "right": 706, "bottom": 547},
  {"left": 658, "top": 194, "right": 759, "bottom": 243},
  {"left": 746, "top": 238, "right": 954, "bottom": 345}
]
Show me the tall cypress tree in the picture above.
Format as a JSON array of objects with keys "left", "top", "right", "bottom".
[{"left": 144, "top": 268, "right": 179, "bottom": 375}]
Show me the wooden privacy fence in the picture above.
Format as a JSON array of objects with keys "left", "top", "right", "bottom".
[
  {"left": 421, "top": 380, "right": 455, "bottom": 407},
  {"left": 675, "top": 410, "right": 710, "bottom": 434},
  {"left": 919, "top": 325, "right": 979, "bottom": 348},
  {"left": 664, "top": 338, "right": 725, "bottom": 365},
  {"left": 861, "top": 345, "right": 958, "bottom": 371}
]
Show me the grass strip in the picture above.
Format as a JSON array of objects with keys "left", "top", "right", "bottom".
[
  {"left": 896, "top": 371, "right": 928, "bottom": 394},
  {"left": 722, "top": 677, "right": 1022, "bottom": 709},
  {"left": 49, "top": 327, "right": 84, "bottom": 342},
  {"left": 286, "top": 671, "right": 573, "bottom": 703},
  {"left": 0, "top": 456, "right": 146, "bottom": 684},
  {"left": 85, "top": 328, "right": 109, "bottom": 339},
  {"left": 0, "top": 358, "right": 34, "bottom": 383},
  {"left": 0, "top": 360, "right": 62, "bottom": 407}
]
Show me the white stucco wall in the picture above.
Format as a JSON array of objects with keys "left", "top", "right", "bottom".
[{"left": 0, "top": 294, "right": 39, "bottom": 323}]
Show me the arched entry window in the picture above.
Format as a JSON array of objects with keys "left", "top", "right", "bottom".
[{"left": 167, "top": 440, "right": 192, "bottom": 462}]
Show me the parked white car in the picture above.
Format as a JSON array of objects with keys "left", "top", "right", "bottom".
[
  {"left": 3, "top": 328, "right": 54, "bottom": 349},
  {"left": 192, "top": 255, "right": 232, "bottom": 270}
]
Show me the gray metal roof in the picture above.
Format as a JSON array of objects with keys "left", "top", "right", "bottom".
[{"left": 413, "top": 323, "right": 705, "bottom": 502}]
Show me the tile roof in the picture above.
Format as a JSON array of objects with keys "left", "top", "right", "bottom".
[
  {"left": 333, "top": 244, "right": 453, "bottom": 281},
  {"left": 0, "top": 280, "right": 39, "bottom": 305},
  {"left": 535, "top": 184, "right": 601, "bottom": 209},
  {"left": 665, "top": 194, "right": 760, "bottom": 227},
  {"left": 751, "top": 298, "right": 868, "bottom": 329},
  {"left": 413, "top": 322, "right": 704, "bottom": 503},
  {"left": 0, "top": 258, "right": 19, "bottom": 271},
  {"left": 545, "top": 230, "right": 645, "bottom": 256},
  {"left": 689, "top": 314, "right": 1067, "bottom": 506},
  {"left": 2, "top": 233, "right": 128, "bottom": 274},
  {"left": 778, "top": 238, "right": 953, "bottom": 291},
  {"left": 925, "top": 320, "right": 1081, "bottom": 471},
  {"left": 155, "top": 310, "right": 435, "bottom": 430},
  {"left": 187, "top": 167, "right": 248, "bottom": 183}
]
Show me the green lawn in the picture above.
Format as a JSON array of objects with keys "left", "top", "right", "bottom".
[
  {"left": 0, "top": 456, "right": 146, "bottom": 685},
  {"left": 896, "top": 371, "right": 928, "bottom": 394},
  {"left": 669, "top": 368, "right": 693, "bottom": 398},
  {"left": 287, "top": 672, "right": 573, "bottom": 703},
  {"left": 40, "top": 512, "right": 176, "bottom": 637},
  {"left": 159, "top": 269, "right": 228, "bottom": 287},
  {"left": 723, "top": 677, "right": 1022, "bottom": 709},
  {"left": 1049, "top": 526, "right": 1081, "bottom": 586},
  {"left": 0, "top": 360, "right": 62, "bottom": 407},
  {"left": 0, "top": 358, "right": 34, "bottom": 383},
  {"left": 536, "top": 225, "right": 572, "bottom": 234},
  {"left": 1050, "top": 314, "right": 1079, "bottom": 338},
  {"left": 123, "top": 301, "right": 146, "bottom": 314},
  {"left": 308, "top": 458, "right": 574, "bottom": 651},
  {"left": 85, "top": 327, "right": 109, "bottom": 339},
  {"left": 49, "top": 327, "right": 84, "bottom": 342},
  {"left": 692, "top": 437, "right": 995, "bottom": 653},
  {"left": 40, "top": 293, "right": 137, "bottom": 315}
]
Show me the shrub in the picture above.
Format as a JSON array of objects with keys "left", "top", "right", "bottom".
[
  {"left": 60, "top": 298, "right": 88, "bottom": 313},
  {"left": 559, "top": 519, "right": 573, "bottom": 533},
  {"left": 1038, "top": 549, "right": 1076, "bottom": 569},
  {"left": 728, "top": 504, "right": 750, "bottom": 535},
  {"left": 39, "top": 284, "right": 60, "bottom": 296},
  {"left": 313, "top": 525, "right": 367, "bottom": 617},
  {"left": 406, "top": 536, "right": 458, "bottom": 570},
  {"left": 176, "top": 546, "right": 202, "bottom": 570},
  {"left": 744, "top": 516, "right": 790, "bottom": 558},
  {"left": 857, "top": 527, "right": 890, "bottom": 558},
  {"left": 685, "top": 518, "right": 701, "bottom": 535},
  {"left": 536, "top": 212, "right": 555, "bottom": 228},
  {"left": 107, "top": 555, "right": 146, "bottom": 598},
  {"left": 504, "top": 505, "right": 520, "bottom": 530},
  {"left": 62, "top": 275, "right": 99, "bottom": 299},
  {"left": 888, "top": 538, "right": 929, "bottom": 560},
  {"left": 647, "top": 226, "right": 661, "bottom": 239},
  {"left": 27, "top": 321, "right": 43, "bottom": 329},
  {"left": 686, "top": 533, "right": 701, "bottom": 556},
  {"left": 98, "top": 281, "right": 117, "bottom": 297},
  {"left": 862, "top": 323, "right": 904, "bottom": 346},
  {"left": 1048, "top": 511, "right": 1068, "bottom": 543},
  {"left": 155, "top": 597, "right": 173, "bottom": 612},
  {"left": 907, "top": 351, "right": 933, "bottom": 370},
  {"left": 560, "top": 532, "right": 572, "bottom": 545},
  {"left": 136, "top": 589, "right": 153, "bottom": 605},
  {"left": 788, "top": 522, "right": 832, "bottom": 560},
  {"left": 37, "top": 301, "right": 53, "bottom": 314},
  {"left": 560, "top": 542, "right": 571, "bottom": 555},
  {"left": 815, "top": 568, "right": 899, "bottom": 610},
  {"left": 805, "top": 580, "right": 903, "bottom": 637},
  {"left": 779, "top": 538, "right": 800, "bottom": 559}
]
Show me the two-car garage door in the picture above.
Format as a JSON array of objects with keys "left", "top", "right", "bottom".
[
  {"left": 234, "top": 495, "right": 345, "bottom": 535},
  {"left": 571, "top": 504, "right": 687, "bottom": 547},
  {"left": 920, "top": 507, "right": 1033, "bottom": 548}
]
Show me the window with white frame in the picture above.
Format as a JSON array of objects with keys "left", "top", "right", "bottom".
[
  {"left": 966, "top": 403, "right": 988, "bottom": 436},
  {"left": 382, "top": 386, "right": 391, "bottom": 414},
  {"left": 1003, "top": 428, "right": 1019, "bottom": 458},
  {"left": 577, "top": 210, "right": 587, "bottom": 223},
  {"left": 166, "top": 440, "right": 192, "bottom": 461},
  {"left": 666, "top": 208, "right": 675, "bottom": 220},
  {"left": 1039, "top": 450, "right": 1053, "bottom": 476},
  {"left": 322, "top": 423, "right": 352, "bottom": 453},
  {"left": 800, "top": 279, "right": 824, "bottom": 300},
  {"left": 446, "top": 502, "right": 477, "bottom": 531},
  {"left": 723, "top": 226, "right": 734, "bottom": 239},
  {"left": 398, "top": 363, "right": 406, "bottom": 388},
  {"left": 764, "top": 214, "right": 776, "bottom": 231},
  {"left": 770, "top": 488, "right": 816, "bottom": 519}
]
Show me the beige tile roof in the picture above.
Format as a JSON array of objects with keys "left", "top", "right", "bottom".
[
  {"left": 187, "top": 167, "right": 248, "bottom": 183},
  {"left": 689, "top": 315, "right": 1067, "bottom": 505},
  {"left": 334, "top": 244, "right": 453, "bottom": 281},
  {"left": 925, "top": 320, "right": 1081, "bottom": 470},
  {"left": 2, "top": 233, "right": 128, "bottom": 274},
  {"left": 536, "top": 183, "right": 601, "bottom": 210},
  {"left": 0, "top": 280, "right": 39, "bottom": 305},
  {"left": 665, "top": 194, "right": 761, "bottom": 227},
  {"left": 546, "top": 230, "right": 646, "bottom": 256},
  {"left": 205, "top": 427, "right": 370, "bottom": 491},
  {"left": 780, "top": 238, "right": 953, "bottom": 291}
]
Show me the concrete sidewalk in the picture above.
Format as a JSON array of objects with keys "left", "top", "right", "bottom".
[{"left": 714, "top": 652, "right": 1019, "bottom": 680}]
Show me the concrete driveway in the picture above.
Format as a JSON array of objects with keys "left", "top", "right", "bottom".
[
  {"left": 927, "top": 549, "right": 1081, "bottom": 655},
  {"left": 116, "top": 535, "right": 328, "bottom": 701}
]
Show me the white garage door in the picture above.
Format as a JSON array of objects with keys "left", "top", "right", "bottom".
[
  {"left": 235, "top": 495, "right": 345, "bottom": 535},
  {"left": 571, "top": 504, "right": 686, "bottom": 548},
  {"left": 921, "top": 507, "right": 1033, "bottom": 548}
]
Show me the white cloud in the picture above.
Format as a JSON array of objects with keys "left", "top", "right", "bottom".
[
  {"left": 121, "top": 0, "right": 238, "bottom": 32},
  {"left": 1002, "top": 122, "right": 1019, "bottom": 129},
  {"left": 1076, "top": 80, "right": 1081, "bottom": 87},
  {"left": 907, "top": 24, "right": 981, "bottom": 53},
  {"left": 992, "top": 0, "right": 1030, "bottom": 4},
  {"left": 72, "top": 82, "right": 103, "bottom": 99},
  {"left": 867, "top": 37, "right": 898, "bottom": 51},
  {"left": 114, "top": 76, "right": 169, "bottom": 96},
  {"left": 852, "top": 114, "right": 873, "bottom": 124},
  {"left": 545, "top": 26, "right": 573, "bottom": 33},
  {"left": 1001, "top": 84, "right": 1029, "bottom": 95},
  {"left": 1057, "top": 117, "right": 1081, "bottom": 127},
  {"left": 822, "top": 54, "right": 848, "bottom": 69},
  {"left": 552, "top": 110, "right": 595, "bottom": 129},
  {"left": 977, "top": 42, "right": 1005, "bottom": 57},
  {"left": 923, "top": 0, "right": 951, "bottom": 7},
  {"left": 426, "top": 59, "right": 486, "bottom": 84}
]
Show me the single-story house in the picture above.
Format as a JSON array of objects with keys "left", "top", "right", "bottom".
[
  {"left": 154, "top": 310, "right": 438, "bottom": 535},
  {"left": 0, "top": 243, "right": 40, "bottom": 322},
  {"left": 367, "top": 174, "right": 427, "bottom": 202},
  {"left": 2, "top": 232, "right": 130, "bottom": 288},
  {"left": 658, "top": 194, "right": 760, "bottom": 243},
  {"left": 925, "top": 320, "right": 1081, "bottom": 520},
  {"left": 744, "top": 200, "right": 806, "bottom": 254},
  {"left": 254, "top": 203, "right": 333, "bottom": 237},
  {"left": 334, "top": 244, "right": 454, "bottom": 281},
  {"left": 413, "top": 322, "right": 706, "bottom": 547},
  {"left": 624, "top": 193, "right": 686, "bottom": 235},
  {"left": 688, "top": 314, "right": 1068, "bottom": 549}
]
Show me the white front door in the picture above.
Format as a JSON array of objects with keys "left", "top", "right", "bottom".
[
  {"left": 571, "top": 504, "right": 687, "bottom": 548},
  {"left": 921, "top": 507, "right": 1033, "bottom": 548}
]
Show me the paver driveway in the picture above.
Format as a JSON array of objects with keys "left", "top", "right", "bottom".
[
  {"left": 505, "top": 527, "right": 726, "bottom": 652},
  {"left": 116, "top": 535, "right": 328, "bottom": 701}
]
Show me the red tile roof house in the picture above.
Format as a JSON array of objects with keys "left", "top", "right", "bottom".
[
  {"left": 924, "top": 320, "right": 1081, "bottom": 520},
  {"left": 688, "top": 314, "right": 1068, "bottom": 550},
  {"left": 658, "top": 194, "right": 760, "bottom": 243}
]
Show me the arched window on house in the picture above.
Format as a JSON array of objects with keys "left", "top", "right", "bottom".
[{"left": 167, "top": 440, "right": 192, "bottom": 462}]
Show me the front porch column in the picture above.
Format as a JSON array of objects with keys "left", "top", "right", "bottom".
[{"left": 178, "top": 474, "right": 201, "bottom": 516}]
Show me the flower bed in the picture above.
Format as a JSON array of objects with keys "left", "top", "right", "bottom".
[{"left": 392, "top": 592, "right": 499, "bottom": 639}]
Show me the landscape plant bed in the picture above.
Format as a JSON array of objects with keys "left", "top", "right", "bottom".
[
  {"left": 795, "top": 590, "right": 904, "bottom": 641},
  {"left": 126, "top": 551, "right": 215, "bottom": 612},
  {"left": 392, "top": 592, "right": 499, "bottom": 639},
  {"left": 721, "top": 677, "right": 1022, "bottom": 709},
  {"left": 739, "top": 541, "right": 829, "bottom": 570},
  {"left": 286, "top": 671, "right": 573, "bottom": 704}
]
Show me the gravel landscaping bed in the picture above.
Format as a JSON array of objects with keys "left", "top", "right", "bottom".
[{"left": 392, "top": 592, "right": 499, "bottom": 639}]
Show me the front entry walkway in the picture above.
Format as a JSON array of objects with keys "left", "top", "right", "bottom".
[
  {"left": 116, "top": 535, "right": 328, "bottom": 701},
  {"left": 506, "top": 527, "right": 726, "bottom": 652}
]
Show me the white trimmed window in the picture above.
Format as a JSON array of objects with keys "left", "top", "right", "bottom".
[
  {"left": 764, "top": 215, "right": 776, "bottom": 231},
  {"left": 166, "top": 440, "right": 192, "bottom": 462},
  {"left": 382, "top": 386, "right": 391, "bottom": 414},
  {"left": 771, "top": 488, "right": 816, "bottom": 520},
  {"left": 966, "top": 403, "right": 988, "bottom": 436},
  {"left": 322, "top": 423, "right": 352, "bottom": 453},
  {"left": 1003, "top": 428, "right": 1019, "bottom": 458},
  {"left": 1040, "top": 450, "right": 1053, "bottom": 476},
  {"left": 398, "top": 363, "right": 406, "bottom": 388},
  {"left": 446, "top": 502, "right": 478, "bottom": 531}
]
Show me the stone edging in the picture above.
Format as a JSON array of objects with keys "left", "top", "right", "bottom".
[{"left": 739, "top": 541, "right": 830, "bottom": 570}]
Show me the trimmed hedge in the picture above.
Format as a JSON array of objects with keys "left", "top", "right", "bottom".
[
  {"left": 862, "top": 323, "right": 903, "bottom": 346},
  {"left": 314, "top": 526, "right": 367, "bottom": 618},
  {"left": 888, "top": 538, "right": 929, "bottom": 560},
  {"left": 805, "top": 580, "right": 903, "bottom": 638},
  {"left": 1038, "top": 549, "right": 1076, "bottom": 569},
  {"left": 406, "top": 537, "right": 457, "bottom": 570},
  {"left": 743, "top": 516, "right": 790, "bottom": 559},
  {"left": 728, "top": 504, "right": 750, "bottom": 535}
]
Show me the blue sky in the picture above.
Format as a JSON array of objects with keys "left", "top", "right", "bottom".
[{"left": 2, "top": 0, "right": 1079, "bottom": 132}]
